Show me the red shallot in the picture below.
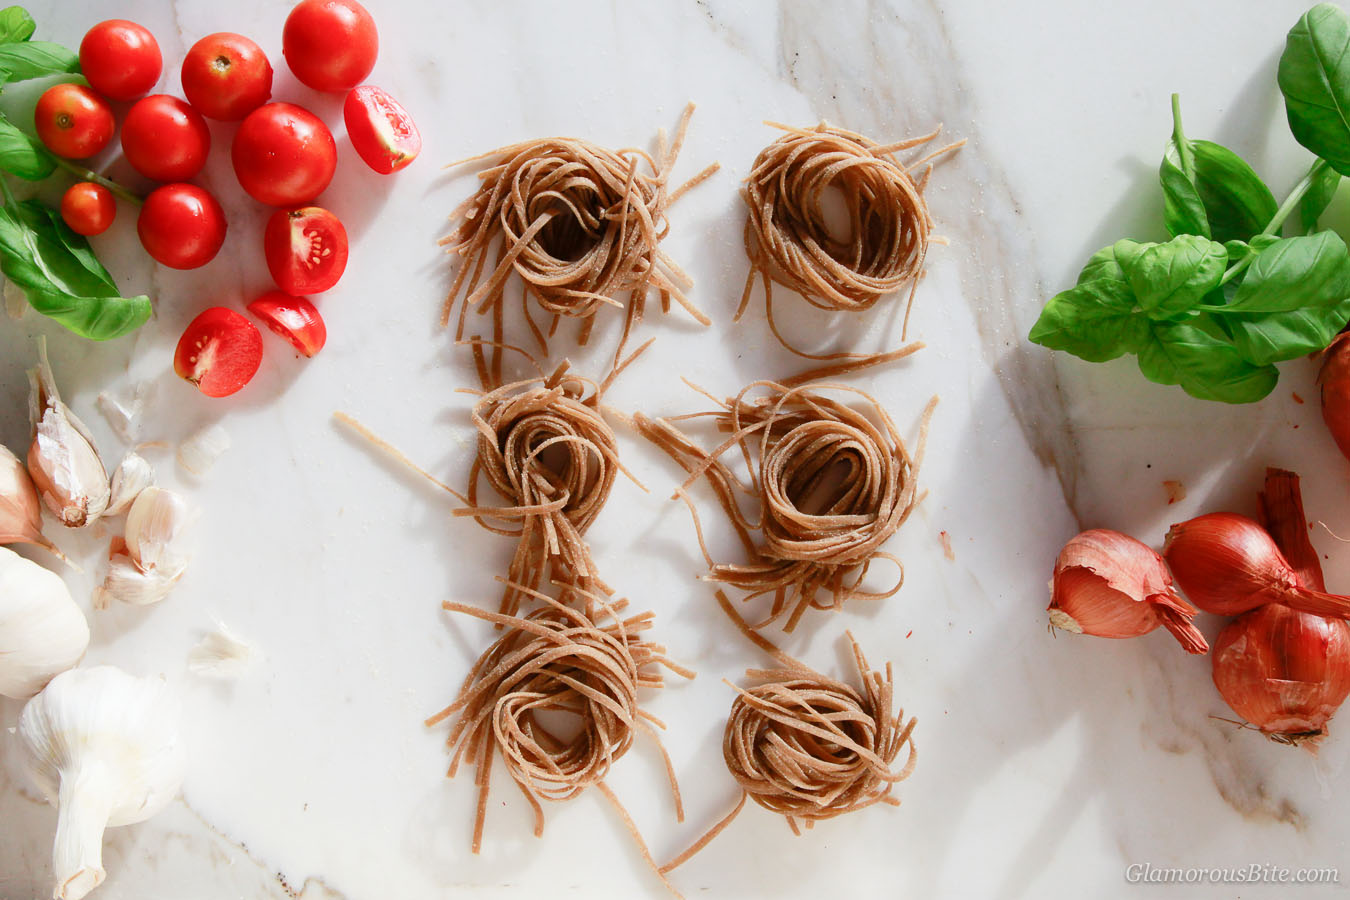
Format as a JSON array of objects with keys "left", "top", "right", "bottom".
[
  {"left": 1048, "top": 529, "right": 1207, "bottom": 654},
  {"left": 1163, "top": 513, "right": 1350, "bottom": 619},
  {"left": 1318, "top": 331, "right": 1350, "bottom": 465}
]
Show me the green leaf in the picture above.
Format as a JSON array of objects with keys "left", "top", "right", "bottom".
[
  {"left": 0, "top": 41, "right": 77, "bottom": 81},
  {"left": 1219, "top": 232, "right": 1350, "bottom": 314},
  {"left": 1188, "top": 141, "right": 1278, "bottom": 243},
  {"left": 1223, "top": 235, "right": 1281, "bottom": 267},
  {"left": 1076, "top": 244, "right": 1124, "bottom": 284},
  {"left": 1121, "top": 234, "right": 1227, "bottom": 319},
  {"left": 0, "top": 7, "right": 36, "bottom": 44},
  {"left": 0, "top": 112, "right": 52, "bottom": 180},
  {"left": 1029, "top": 277, "right": 1149, "bottom": 363},
  {"left": 1137, "top": 318, "right": 1279, "bottom": 403},
  {"left": 1226, "top": 295, "right": 1350, "bottom": 365},
  {"left": 1301, "top": 164, "right": 1342, "bottom": 232},
  {"left": 1280, "top": 3, "right": 1350, "bottom": 176},
  {"left": 1160, "top": 151, "right": 1210, "bottom": 238},
  {"left": 0, "top": 199, "right": 150, "bottom": 340}
]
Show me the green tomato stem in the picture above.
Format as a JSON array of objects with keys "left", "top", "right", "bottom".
[
  {"left": 1217, "top": 157, "right": 1331, "bottom": 287},
  {"left": 50, "top": 157, "right": 142, "bottom": 206},
  {"left": 1171, "top": 94, "right": 1196, "bottom": 182}
]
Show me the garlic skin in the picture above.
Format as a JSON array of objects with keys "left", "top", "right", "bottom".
[
  {"left": 187, "top": 623, "right": 258, "bottom": 678},
  {"left": 104, "top": 452, "right": 155, "bottom": 517},
  {"left": 0, "top": 442, "right": 61, "bottom": 556},
  {"left": 0, "top": 547, "right": 88, "bottom": 699},
  {"left": 18, "top": 666, "right": 184, "bottom": 900},
  {"left": 176, "top": 422, "right": 230, "bottom": 476},
  {"left": 95, "top": 488, "right": 192, "bottom": 608},
  {"left": 27, "top": 339, "right": 110, "bottom": 528}
]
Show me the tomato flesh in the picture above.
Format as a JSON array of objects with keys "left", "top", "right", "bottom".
[
  {"left": 34, "top": 84, "right": 115, "bottom": 159},
  {"left": 247, "top": 291, "right": 326, "bottom": 357},
  {"left": 174, "top": 307, "right": 263, "bottom": 397},
  {"left": 232, "top": 102, "right": 337, "bottom": 207},
  {"left": 181, "top": 32, "right": 273, "bottom": 121},
  {"left": 121, "top": 95, "right": 211, "bottom": 182},
  {"left": 138, "top": 183, "right": 227, "bottom": 269},
  {"left": 60, "top": 183, "right": 116, "bottom": 236},
  {"left": 344, "top": 85, "right": 420, "bottom": 174},
  {"left": 282, "top": 0, "right": 378, "bottom": 93},
  {"left": 79, "top": 19, "right": 161, "bottom": 101},
  {"left": 264, "top": 206, "right": 348, "bottom": 295}
]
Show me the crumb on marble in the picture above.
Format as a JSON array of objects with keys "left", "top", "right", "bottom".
[{"left": 1163, "top": 480, "right": 1186, "bottom": 504}]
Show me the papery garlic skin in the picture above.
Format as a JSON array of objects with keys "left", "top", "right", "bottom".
[
  {"left": 0, "top": 547, "right": 88, "bottom": 699},
  {"left": 17, "top": 666, "right": 184, "bottom": 900},
  {"left": 187, "top": 623, "right": 258, "bottom": 678},
  {"left": 176, "top": 423, "right": 230, "bottom": 476},
  {"left": 95, "top": 488, "right": 192, "bottom": 608},
  {"left": 27, "top": 339, "right": 110, "bottom": 528},
  {"left": 104, "top": 452, "right": 155, "bottom": 517}
]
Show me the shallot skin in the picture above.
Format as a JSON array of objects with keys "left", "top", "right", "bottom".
[
  {"left": 1212, "top": 603, "right": 1350, "bottom": 743},
  {"left": 1319, "top": 332, "right": 1350, "bottom": 464}
]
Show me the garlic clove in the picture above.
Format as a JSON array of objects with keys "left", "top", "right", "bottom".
[
  {"left": 104, "top": 451, "right": 155, "bottom": 517},
  {"left": 0, "top": 547, "right": 89, "bottom": 699},
  {"left": 94, "top": 554, "right": 182, "bottom": 608},
  {"left": 123, "top": 487, "right": 191, "bottom": 576},
  {"left": 0, "top": 442, "right": 62, "bottom": 557},
  {"left": 27, "top": 339, "right": 110, "bottom": 529},
  {"left": 176, "top": 422, "right": 230, "bottom": 476}
]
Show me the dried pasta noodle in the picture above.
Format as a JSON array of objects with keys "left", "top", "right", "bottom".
[
  {"left": 636, "top": 378, "right": 936, "bottom": 631},
  {"left": 737, "top": 121, "right": 964, "bottom": 363},
  {"left": 425, "top": 580, "right": 694, "bottom": 891},
  {"left": 440, "top": 103, "right": 720, "bottom": 387},
  {"left": 661, "top": 592, "right": 915, "bottom": 873}
]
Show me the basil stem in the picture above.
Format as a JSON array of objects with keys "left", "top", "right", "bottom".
[
  {"left": 1216, "top": 157, "right": 1331, "bottom": 288},
  {"left": 50, "top": 156, "right": 141, "bottom": 206}
]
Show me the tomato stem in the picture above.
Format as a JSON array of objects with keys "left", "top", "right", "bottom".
[{"left": 51, "top": 157, "right": 143, "bottom": 206}]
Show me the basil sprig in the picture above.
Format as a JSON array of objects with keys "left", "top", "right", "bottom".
[
  {"left": 1030, "top": 3, "right": 1350, "bottom": 404},
  {"left": 0, "top": 5, "right": 149, "bottom": 341}
]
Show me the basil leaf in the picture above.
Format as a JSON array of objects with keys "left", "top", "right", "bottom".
[
  {"left": 1219, "top": 232, "right": 1350, "bottom": 314},
  {"left": 1301, "top": 164, "right": 1342, "bottom": 232},
  {"left": 1187, "top": 141, "right": 1278, "bottom": 243},
  {"left": 0, "top": 199, "right": 150, "bottom": 340},
  {"left": 1137, "top": 318, "right": 1278, "bottom": 403},
  {"left": 0, "top": 7, "right": 35, "bottom": 44},
  {"left": 1226, "top": 296, "right": 1350, "bottom": 365},
  {"left": 1122, "top": 234, "right": 1227, "bottom": 320},
  {"left": 0, "top": 41, "right": 76, "bottom": 81},
  {"left": 1076, "top": 244, "right": 1124, "bottom": 284},
  {"left": 1280, "top": 3, "right": 1350, "bottom": 175},
  {"left": 1160, "top": 150, "right": 1209, "bottom": 238},
  {"left": 1223, "top": 235, "right": 1281, "bottom": 267},
  {"left": 1028, "top": 277, "right": 1149, "bottom": 363},
  {"left": 0, "top": 112, "right": 52, "bottom": 180}
]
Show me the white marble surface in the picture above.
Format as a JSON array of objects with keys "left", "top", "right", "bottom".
[{"left": 2, "top": 0, "right": 1349, "bottom": 897}]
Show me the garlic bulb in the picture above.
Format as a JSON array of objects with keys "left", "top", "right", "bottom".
[
  {"left": 27, "top": 338, "right": 110, "bottom": 528},
  {"left": 1, "top": 442, "right": 62, "bottom": 557},
  {"left": 95, "top": 487, "right": 192, "bottom": 608},
  {"left": 104, "top": 452, "right": 155, "bottom": 517},
  {"left": 0, "top": 546, "right": 88, "bottom": 699},
  {"left": 18, "top": 666, "right": 184, "bottom": 900}
]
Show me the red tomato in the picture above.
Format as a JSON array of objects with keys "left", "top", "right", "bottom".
[
  {"left": 247, "top": 291, "right": 326, "bottom": 357},
  {"left": 60, "top": 183, "right": 116, "bottom": 236},
  {"left": 121, "top": 95, "right": 211, "bottom": 182},
  {"left": 78, "top": 20, "right": 161, "bottom": 101},
  {"left": 137, "top": 184, "right": 227, "bottom": 269},
  {"left": 180, "top": 32, "right": 273, "bottom": 121},
  {"left": 174, "top": 307, "right": 263, "bottom": 397},
  {"left": 231, "top": 103, "right": 336, "bottom": 207},
  {"left": 264, "top": 206, "right": 348, "bottom": 295},
  {"left": 34, "top": 84, "right": 114, "bottom": 159},
  {"left": 344, "top": 85, "right": 420, "bottom": 174},
  {"left": 282, "top": 0, "right": 378, "bottom": 92}
]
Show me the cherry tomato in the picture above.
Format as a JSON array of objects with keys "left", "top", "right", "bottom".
[
  {"left": 120, "top": 95, "right": 211, "bottom": 182},
  {"left": 247, "top": 291, "right": 326, "bottom": 357},
  {"left": 60, "top": 183, "right": 116, "bottom": 236},
  {"left": 137, "top": 184, "right": 227, "bottom": 270},
  {"left": 34, "top": 84, "right": 114, "bottom": 159},
  {"left": 264, "top": 206, "right": 348, "bottom": 295},
  {"left": 344, "top": 85, "right": 420, "bottom": 174},
  {"left": 232, "top": 102, "right": 336, "bottom": 207},
  {"left": 174, "top": 307, "right": 264, "bottom": 397},
  {"left": 180, "top": 32, "right": 273, "bottom": 121},
  {"left": 283, "top": 0, "right": 377, "bottom": 92},
  {"left": 79, "top": 20, "right": 161, "bottom": 101}
]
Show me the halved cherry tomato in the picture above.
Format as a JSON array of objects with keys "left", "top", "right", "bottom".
[
  {"left": 247, "top": 291, "right": 326, "bottom": 357},
  {"left": 232, "top": 102, "right": 336, "bottom": 207},
  {"left": 138, "top": 183, "right": 227, "bottom": 269},
  {"left": 121, "top": 95, "right": 211, "bottom": 182},
  {"left": 264, "top": 206, "right": 348, "bottom": 295},
  {"left": 282, "top": 0, "right": 378, "bottom": 93},
  {"left": 181, "top": 32, "right": 273, "bottom": 121},
  {"left": 344, "top": 85, "right": 420, "bottom": 174},
  {"left": 174, "top": 307, "right": 263, "bottom": 397},
  {"left": 79, "top": 20, "right": 161, "bottom": 101},
  {"left": 60, "top": 183, "right": 116, "bottom": 236},
  {"left": 34, "top": 84, "right": 114, "bottom": 159}
]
